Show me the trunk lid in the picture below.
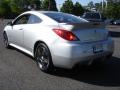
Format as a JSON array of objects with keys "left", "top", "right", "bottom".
[{"left": 59, "top": 22, "right": 108, "bottom": 43}]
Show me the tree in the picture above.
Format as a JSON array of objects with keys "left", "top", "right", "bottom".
[
  {"left": 94, "top": 2, "right": 102, "bottom": 12},
  {"left": 107, "top": 0, "right": 120, "bottom": 3},
  {"left": 28, "top": 0, "right": 41, "bottom": 10},
  {"left": 88, "top": 1, "right": 94, "bottom": 9},
  {"left": 94, "top": 1, "right": 120, "bottom": 19},
  {"left": 60, "top": 0, "right": 74, "bottom": 14},
  {"left": 10, "top": 0, "right": 23, "bottom": 14},
  {"left": 0, "top": 0, "right": 41, "bottom": 18},
  {"left": 106, "top": 2, "right": 120, "bottom": 19},
  {"left": 0, "top": 0, "right": 11, "bottom": 17},
  {"left": 41, "top": 0, "right": 58, "bottom": 11},
  {"left": 73, "top": 2, "right": 84, "bottom": 16},
  {"left": 34, "top": 0, "right": 41, "bottom": 10}
]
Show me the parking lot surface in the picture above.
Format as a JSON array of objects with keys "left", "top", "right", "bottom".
[{"left": 0, "top": 20, "right": 120, "bottom": 90}]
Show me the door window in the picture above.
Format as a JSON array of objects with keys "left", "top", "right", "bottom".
[{"left": 13, "top": 15, "right": 30, "bottom": 25}]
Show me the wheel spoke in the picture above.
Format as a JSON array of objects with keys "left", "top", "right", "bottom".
[
  {"left": 41, "top": 47, "right": 46, "bottom": 55},
  {"left": 38, "top": 58, "right": 49, "bottom": 70},
  {"left": 37, "top": 48, "right": 42, "bottom": 56}
]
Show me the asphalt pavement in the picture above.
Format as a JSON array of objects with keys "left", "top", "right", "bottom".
[{"left": 0, "top": 20, "right": 120, "bottom": 90}]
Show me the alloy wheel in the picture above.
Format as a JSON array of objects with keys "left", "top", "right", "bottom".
[{"left": 35, "top": 43, "right": 53, "bottom": 72}]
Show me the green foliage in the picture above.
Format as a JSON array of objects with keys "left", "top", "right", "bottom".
[
  {"left": 28, "top": 0, "right": 41, "bottom": 10},
  {"left": 87, "top": 1, "right": 120, "bottom": 19},
  {"left": 41, "top": 0, "right": 49, "bottom": 10},
  {"left": 106, "top": 2, "right": 120, "bottom": 19},
  {"left": 33, "top": 0, "right": 41, "bottom": 10},
  {"left": 94, "top": 2, "right": 102, "bottom": 11},
  {"left": 41, "top": 0, "right": 58, "bottom": 11},
  {"left": 1, "top": 0, "right": 119, "bottom": 20},
  {"left": 10, "top": 0, "right": 22, "bottom": 14},
  {"left": 60, "top": 0, "right": 84, "bottom": 16},
  {"left": 0, "top": 0, "right": 41, "bottom": 18},
  {"left": 0, "top": 0, "right": 11, "bottom": 16},
  {"left": 73, "top": 2, "right": 84, "bottom": 16},
  {"left": 88, "top": 1, "right": 94, "bottom": 9},
  {"left": 60, "top": 0, "right": 74, "bottom": 14}
]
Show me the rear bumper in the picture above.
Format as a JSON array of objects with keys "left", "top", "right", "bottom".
[{"left": 51, "top": 38, "right": 114, "bottom": 69}]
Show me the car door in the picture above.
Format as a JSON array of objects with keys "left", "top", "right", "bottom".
[
  {"left": 11, "top": 14, "right": 30, "bottom": 47},
  {"left": 23, "top": 14, "right": 42, "bottom": 52}
]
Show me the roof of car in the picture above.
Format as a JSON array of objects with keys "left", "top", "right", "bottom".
[{"left": 24, "top": 10, "right": 61, "bottom": 14}]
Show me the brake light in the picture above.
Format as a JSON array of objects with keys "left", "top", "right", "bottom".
[{"left": 53, "top": 29, "right": 79, "bottom": 41}]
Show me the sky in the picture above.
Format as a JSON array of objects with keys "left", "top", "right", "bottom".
[{"left": 56, "top": 0, "right": 103, "bottom": 9}]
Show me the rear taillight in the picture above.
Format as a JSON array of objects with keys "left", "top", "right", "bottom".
[{"left": 53, "top": 29, "right": 79, "bottom": 41}]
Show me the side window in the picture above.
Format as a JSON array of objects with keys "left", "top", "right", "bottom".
[
  {"left": 13, "top": 15, "right": 30, "bottom": 25},
  {"left": 28, "top": 14, "right": 42, "bottom": 24}
]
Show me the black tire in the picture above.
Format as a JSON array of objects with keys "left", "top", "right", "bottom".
[
  {"left": 3, "top": 32, "right": 11, "bottom": 48},
  {"left": 34, "top": 43, "right": 54, "bottom": 73}
]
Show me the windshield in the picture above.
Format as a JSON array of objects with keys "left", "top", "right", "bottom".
[{"left": 44, "top": 12, "right": 88, "bottom": 23}]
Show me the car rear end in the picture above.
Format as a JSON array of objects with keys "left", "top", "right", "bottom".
[{"left": 44, "top": 12, "right": 114, "bottom": 69}]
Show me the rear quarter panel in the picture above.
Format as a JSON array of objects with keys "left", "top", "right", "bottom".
[{"left": 23, "top": 23, "right": 59, "bottom": 55}]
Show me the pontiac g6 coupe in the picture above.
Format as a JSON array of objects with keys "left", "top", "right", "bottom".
[{"left": 3, "top": 11, "right": 114, "bottom": 72}]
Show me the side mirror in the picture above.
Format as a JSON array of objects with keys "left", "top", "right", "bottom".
[{"left": 7, "top": 21, "right": 13, "bottom": 26}]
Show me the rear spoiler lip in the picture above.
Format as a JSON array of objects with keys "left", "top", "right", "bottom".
[
  {"left": 59, "top": 22, "right": 105, "bottom": 25},
  {"left": 59, "top": 22, "right": 105, "bottom": 29}
]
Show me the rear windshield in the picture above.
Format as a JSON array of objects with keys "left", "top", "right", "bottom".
[
  {"left": 44, "top": 12, "right": 87, "bottom": 23},
  {"left": 84, "top": 13, "right": 100, "bottom": 19}
]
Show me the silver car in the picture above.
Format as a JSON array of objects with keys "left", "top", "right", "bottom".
[{"left": 3, "top": 11, "right": 114, "bottom": 72}]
